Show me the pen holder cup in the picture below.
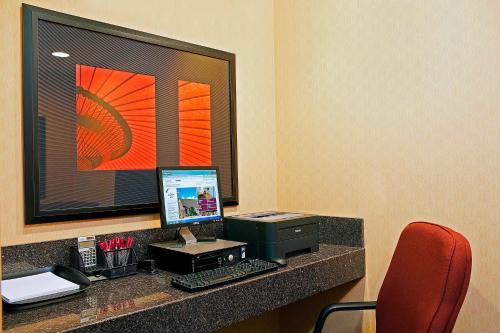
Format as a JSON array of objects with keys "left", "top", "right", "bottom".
[
  {"left": 70, "top": 246, "right": 138, "bottom": 279},
  {"left": 97, "top": 247, "right": 138, "bottom": 279}
]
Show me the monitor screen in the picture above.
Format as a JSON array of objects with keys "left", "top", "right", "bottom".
[{"left": 158, "top": 167, "right": 223, "bottom": 227}]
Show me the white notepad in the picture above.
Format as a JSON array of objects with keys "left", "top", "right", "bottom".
[{"left": 1, "top": 272, "right": 79, "bottom": 303}]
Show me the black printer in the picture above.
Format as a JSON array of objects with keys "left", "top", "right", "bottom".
[{"left": 223, "top": 212, "right": 319, "bottom": 262}]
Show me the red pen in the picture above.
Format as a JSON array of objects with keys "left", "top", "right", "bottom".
[
  {"left": 125, "top": 236, "right": 134, "bottom": 249},
  {"left": 97, "top": 241, "right": 106, "bottom": 251}
]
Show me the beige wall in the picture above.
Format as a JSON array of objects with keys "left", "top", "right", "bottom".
[
  {"left": 0, "top": 0, "right": 277, "bottom": 246},
  {"left": 274, "top": 1, "right": 499, "bottom": 332}
]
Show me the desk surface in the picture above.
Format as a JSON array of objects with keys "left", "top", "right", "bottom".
[{"left": 2, "top": 244, "right": 365, "bottom": 333}]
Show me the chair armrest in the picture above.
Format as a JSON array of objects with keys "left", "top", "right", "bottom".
[{"left": 313, "top": 301, "right": 377, "bottom": 333}]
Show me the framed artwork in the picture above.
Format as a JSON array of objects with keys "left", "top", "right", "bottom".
[{"left": 23, "top": 5, "right": 238, "bottom": 224}]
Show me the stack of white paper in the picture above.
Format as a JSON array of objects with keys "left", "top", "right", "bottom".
[{"left": 1, "top": 272, "right": 79, "bottom": 304}]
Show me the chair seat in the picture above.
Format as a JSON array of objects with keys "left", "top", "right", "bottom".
[
  {"left": 313, "top": 221, "right": 471, "bottom": 333},
  {"left": 376, "top": 222, "right": 472, "bottom": 333}
]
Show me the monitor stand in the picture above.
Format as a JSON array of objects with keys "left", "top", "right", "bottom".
[
  {"left": 178, "top": 227, "right": 197, "bottom": 245},
  {"left": 171, "top": 226, "right": 216, "bottom": 248}
]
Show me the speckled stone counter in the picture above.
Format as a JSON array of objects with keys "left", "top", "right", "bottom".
[{"left": 2, "top": 216, "right": 365, "bottom": 333}]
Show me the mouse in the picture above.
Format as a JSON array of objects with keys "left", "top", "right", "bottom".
[{"left": 270, "top": 258, "right": 287, "bottom": 267}]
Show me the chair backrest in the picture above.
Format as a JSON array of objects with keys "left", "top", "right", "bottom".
[{"left": 376, "top": 222, "right": 472, "bottom": 333}]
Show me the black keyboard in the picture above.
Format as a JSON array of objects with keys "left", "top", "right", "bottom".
[{"left": 171, "top": 259, "right": 279, "bottom": 292}]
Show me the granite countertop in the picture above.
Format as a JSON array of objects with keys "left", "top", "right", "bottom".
[{"left": 2, "top": 244, "right": 365, "bottom": 333}]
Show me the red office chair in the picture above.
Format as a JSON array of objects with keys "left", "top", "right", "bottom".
[{"left": 314, "top": 222, "right": 472, "bottom": 333}]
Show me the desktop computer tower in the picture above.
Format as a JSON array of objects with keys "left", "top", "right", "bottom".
[{"left": 149, "top": 239, "right": 247, "bottom": 274}]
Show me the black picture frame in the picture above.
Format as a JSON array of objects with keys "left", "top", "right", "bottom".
[{"left": 23, "top": 4, "right": 238, "bottom": 225}]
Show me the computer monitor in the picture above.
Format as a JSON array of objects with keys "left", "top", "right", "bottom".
[{"left": 157, "top": 166, "right": 223, "bottom": 244}]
